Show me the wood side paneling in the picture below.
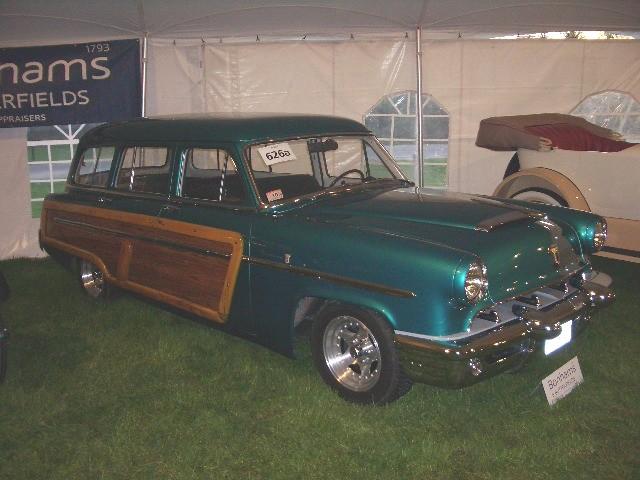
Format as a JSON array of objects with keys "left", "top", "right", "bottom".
[
  {"left": 127, "top": 240, "right": 227, "bottom": 309},
  {"left": 41, "top": 199, "right": 244, "bottom": 323}
]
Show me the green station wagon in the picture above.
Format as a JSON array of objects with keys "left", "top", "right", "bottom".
[{"left": 40, "top": 113, "right": 614, "bottom": 404}]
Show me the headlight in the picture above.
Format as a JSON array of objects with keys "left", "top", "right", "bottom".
[
  {"left": 465, "top": 262, "right": 488, "bottom": 303},
  {"left": 593, "top": 220, "right": 607, "bottom": 251}
]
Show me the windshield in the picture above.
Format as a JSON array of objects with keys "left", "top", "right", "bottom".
[{"left": 246, "top": 135, "right": 407, "bottom": 204}]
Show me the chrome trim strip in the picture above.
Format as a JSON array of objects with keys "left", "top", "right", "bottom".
[
  {"left": 394, "top": 328, "right": 494, "bottom": 343},
  {"left": 475, "top": 210, "right": 542, "bottom": 232},
  {"left": 54, "top": 217, "right": 232, "bottom": 259},
  {"left": 243, "top": 256, "right": 416, "bottom": 298}
]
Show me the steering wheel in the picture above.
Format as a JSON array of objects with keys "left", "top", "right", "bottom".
[{"left": 328, "top": 169, "right": 366, "bottom": 187}]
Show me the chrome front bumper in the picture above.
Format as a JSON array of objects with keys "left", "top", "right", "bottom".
[{"left": 395, "top": 272, "right": 614, "bottom": 388}]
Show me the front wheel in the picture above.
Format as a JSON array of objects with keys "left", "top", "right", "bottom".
[{"left": 311, "top": 303, "right": 412, "bottom": 404}]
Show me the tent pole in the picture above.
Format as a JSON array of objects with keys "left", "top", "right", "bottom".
[
  {"left": 141, "top": 34, "right": 148, "bottom": 117},
  {"left": 415, "top": 26, "right": 424, "bottom": 188}
]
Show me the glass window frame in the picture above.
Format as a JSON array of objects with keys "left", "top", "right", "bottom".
[
  {"left": 178, "top": 146, "right": 247, "bottom": 204},
  {"left": 364, "top": 90, "right": 450, "bottom": 188},
  {"left": 73, "top": 145, "right": 117, "bottom": 189},
  {"left": 112, "top": 145, "right": 173, "bottom": 197},
  {"left": 243, "top": 134, "right": 407, "bottom": 208}
]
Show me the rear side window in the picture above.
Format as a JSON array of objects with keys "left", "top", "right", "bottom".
[
  {"left": 115, "top": 147, "right": 170, "bottom": 195},
  {"left": 74, "top": 146, "right": 115, "bottom": 187},
  {"left": 181, "top": 148, "right": 245, "bottom": 203}
]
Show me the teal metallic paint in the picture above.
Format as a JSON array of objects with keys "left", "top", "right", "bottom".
[
  {"left": 53, "top": 115, "right": 611, "bottom": 371},
  {"left": 491, "top": 196, "right": 603, "bottom": 255}
]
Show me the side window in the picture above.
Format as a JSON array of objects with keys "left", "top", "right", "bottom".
[
  {"left": 324, "top": 138, "right": 394, "bottom": 180},
  {"left": 74, "top": 146, "right": 115, "bottom": 187},
  {"left": 115, "top": 146, "right": 170, "bottom": 195},
  {"left": 181, "top": 148, "right": 245, "bottom": 203}
]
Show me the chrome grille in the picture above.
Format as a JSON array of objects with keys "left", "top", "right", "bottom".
[{"left": 469, "top": 281, "right": 578, "bottom": 337}]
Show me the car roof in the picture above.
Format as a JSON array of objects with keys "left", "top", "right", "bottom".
[{"left": 80, "top": 113, "right": 371, "bottom": 146}]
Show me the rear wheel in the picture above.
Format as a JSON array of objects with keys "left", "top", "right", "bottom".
[
  {"left": 511, "top": 188, "right": 568, "bottom": 207},
  {"left": 311, "top": 303, "right": 412, "bottom": 404},
  {"left": 78, "top": 258, "right": 110, "bottom": 299}
]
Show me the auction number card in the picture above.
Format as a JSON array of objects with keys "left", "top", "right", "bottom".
[{"left": 258, "top": 142, "right": 297, "bottom": 166}]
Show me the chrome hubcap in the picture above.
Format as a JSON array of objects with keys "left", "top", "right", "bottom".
[
  {"left": 323, "top": 315, "right": 381, "bottom": 392},
  {"left": 80, "top": 260, "right": 104, "bottom": 298}
]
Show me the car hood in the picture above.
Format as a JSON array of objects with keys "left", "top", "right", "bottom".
[
  {"left": 298, "top": 186, "right": 541, "bottom": 234},
  {"left": 291, "top": 186, "right": 584, "bottom": 302}
]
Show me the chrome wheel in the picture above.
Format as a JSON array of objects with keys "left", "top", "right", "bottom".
[
  {"left": 322, "top": 315, "right": 381, "bottom": 392},
  {"left": 79, "top": 259, "right": 105, "bottom": 298}
]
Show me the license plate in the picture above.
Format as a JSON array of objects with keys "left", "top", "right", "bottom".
[{"left": 544, "top": 320, "right": 573, "bottom": 355}]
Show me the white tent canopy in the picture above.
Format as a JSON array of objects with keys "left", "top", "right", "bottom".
[
  {"left": 0, "top": 1, "right": 639, "bottom": 260},
  {"left": 1, "top": 0, "right": 639, "bottom": 46}
]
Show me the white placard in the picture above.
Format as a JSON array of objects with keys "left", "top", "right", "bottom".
[
  {"left": 258, "top": 142, "right": 297, "bottom": 166},
  {"left": 542, "top": 356, "right": 583, "bottom": 406}
]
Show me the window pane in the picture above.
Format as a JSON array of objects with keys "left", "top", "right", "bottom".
[
  {"left": 424, "top": 98, "right": 447, "bottom": 115},
  {"left": 28, "top": 146, "right": 48, "bottom": 162},
  {"left": 423, "top": 142, "right": 448, "bottom": 163},
  {"left": 52, "top": 162, "right": 71, "bottom": 181},
  {"left": 364, "top": 116, "right": 392, "bottom": 139},
  {"left": 390, "top": 93, "right": 409, "bottom": 115},
  {"left": 364, "top": 143, "right": 394, "bottom": 179},
  {"left": 30, "top": 182, "right": 51, "bottom": 199},
  {"left": 53, "top": 181, "right": 66, "bottom": 194},
  {"left": 182, "top": 149, "right": 244, "bottom": 203},
  {"left": 408, "top": 92, "right": 417, "bottom": 115},
  {"left": 116, "top": 147, "right": 170, "bottom": 194},
  {"left": 75, "top": 146, "right": 115, "bottom": 187},
  {"left": 31, "top": 200, "right": 43, "bottom": 219},
  {"left": 572, "top": 91, "right": 640, "bottom": 141},
  {"left": 622, "top": 114, "right": 640, "bottom": 141},
  {"left": 364, "top": 91, "right": 449, "bottom": 187},
  {"left": 424, "top": 117, "right": 449, "bottom": 139},
  {"left": 592, "top": 115, "right": 621, "bottom": 132},
  {"left": 393, "top": 117, "right": 416, "bottom": 140},
  {"left": 51, "top": 144, "right": 73, "bottom": 161},
  {"left": 29, "top": 163, "right": 50, "bottom": 181},
  {"left": 369, "top": 97, "right": 397, "bottom": 115},
  {"left": 391, "top": 140, "right": 417, "bottom": 162},
  {"left": 26, "top": 126, "right": 67, "bottom": 141},
  {"left": 424, "top": 164, "right": 447, "bottom": 187}
]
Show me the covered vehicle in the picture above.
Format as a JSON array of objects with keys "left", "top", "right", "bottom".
[
  {"left": 478, "top": 113, "right": 640, "bottom": 260},
  {"left": 40, "top": 114, "right": 614, "bottom": 404}
]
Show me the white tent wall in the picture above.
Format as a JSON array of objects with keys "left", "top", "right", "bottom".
[
  {"left": 440, "top": 40, "right": 640, "bottom": 193},
  {"left": 0, "top": 128, "right": 42, "bottom": 259},
  {"left": 147, "top": 37, "right": 640, "bottom": 194},
  {"left": 1, "top": 37, "right": 639, "bottom": 259},
  {"left": 147, "top": 38, "right": 415, "bottom": 116}
]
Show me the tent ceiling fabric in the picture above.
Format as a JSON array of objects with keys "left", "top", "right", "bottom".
[{"left": 1, "top": 0, "right": 639, "bottom": 45}]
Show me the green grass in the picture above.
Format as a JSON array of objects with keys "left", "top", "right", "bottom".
[{"left": 0, "top": 257, "right": 638, "bottom": 479}]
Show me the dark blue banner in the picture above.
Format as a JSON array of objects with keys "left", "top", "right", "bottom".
[{"left": 0, "top": 39, "right": 141, "bottom": 128}]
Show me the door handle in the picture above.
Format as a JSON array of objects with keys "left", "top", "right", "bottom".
[{"left": 97, "top": 196, "right": 112, "bottom": 206}]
